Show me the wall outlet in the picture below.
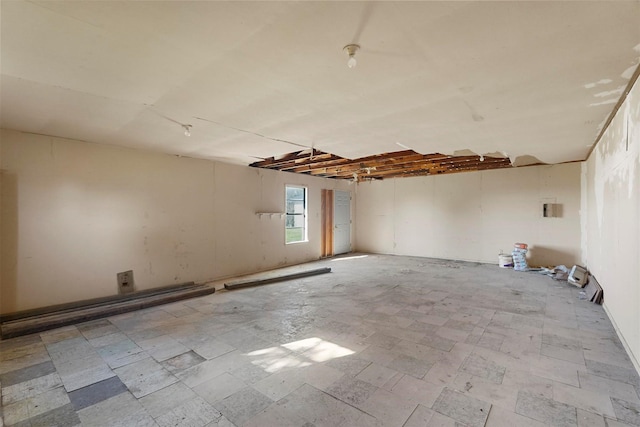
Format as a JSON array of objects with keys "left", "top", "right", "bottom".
[{"left": 117, "top": 270, "right": 134, "bottom": 294}]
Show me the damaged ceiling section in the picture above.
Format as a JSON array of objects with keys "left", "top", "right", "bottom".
[
  {"left": 1, "top": 2, "right": 639, "bottom": 168},
  {"left": 250, "top": 149, "right": 518, "bottom": 181}
]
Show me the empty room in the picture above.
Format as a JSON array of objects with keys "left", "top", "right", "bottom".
[{"left": 1, "top": 1, "right": 640, "bottom": 426}]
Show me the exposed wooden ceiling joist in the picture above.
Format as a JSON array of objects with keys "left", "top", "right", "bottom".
[{"left": 250, "top": 149, "right": 517, "bottom": 181}]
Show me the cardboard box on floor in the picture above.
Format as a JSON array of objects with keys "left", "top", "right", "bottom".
[{"left": 584, "top": 274, "right": 603, "bottom": 305}]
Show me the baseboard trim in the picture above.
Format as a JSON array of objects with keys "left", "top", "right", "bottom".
[{"left": 602, "top": 302, "right": 640, "bottom": 377}]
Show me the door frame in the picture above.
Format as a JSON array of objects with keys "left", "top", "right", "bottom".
[{"left": 320, "top": 189, "right": 334, "bottom": 257}]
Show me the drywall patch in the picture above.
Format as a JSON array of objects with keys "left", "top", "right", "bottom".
[
  {"left": 590, "top": 99, "right": 618, "bottom": 107},
  {"left": 594, "top": 87, "right": 625, "bottom": 98},
  {"left": 584, "top": 79, "right": 613, "bottom": 89}
]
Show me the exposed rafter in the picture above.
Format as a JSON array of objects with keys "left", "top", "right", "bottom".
[{"left": 250, "top": 149, "right": 518, "bottom": 181}]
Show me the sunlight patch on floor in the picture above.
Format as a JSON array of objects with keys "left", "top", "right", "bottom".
[
  {"left": 247, "top": 337, "right": 354, "bottom": 372},
  {"left": 283, "top": 337, "right": 355, "bottom": 362},
  {"left": 330, "top": 255, "right": 368, "bottom": 262}
]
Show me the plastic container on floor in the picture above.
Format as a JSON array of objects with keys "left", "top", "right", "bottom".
[{"left": 498, "top": 254, "right": 514, "bottom": 268}]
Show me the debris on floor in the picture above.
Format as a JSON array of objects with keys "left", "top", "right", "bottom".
[
  {"left": 539, "top": 264, "right": 603, "bottom": 305},
  {"left": 512, "top": 243, "right": 529, "bottom": 271},
  {"left": 540, "top": 265, "right": 570, "bottom": 281},
  {"left": 583, "top": 274, "right": 604, "bottom": 304},
  {"left": 568, "top": 265, "right": 588, "bottom": 287}
]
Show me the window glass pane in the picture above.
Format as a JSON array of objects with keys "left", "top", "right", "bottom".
[
  {"left": 285, "top": 214, "right": 304, "bottom": 228},
  {"left": 285, "top": 214, "right": 295, "bottom": 228},
  {"left": 285, "top": 186, "right": 306, "bottom": 243},
  {"left": 291, "top": 215, "right": 305, "bottom": 228},
  {"left": 286, "top": 187, "right": 304, "bottom": 200},
  {"left": 286, "top": 228, "right": 304, "bottom": 244},
  {"left": 286, "top": 200, "right": 304, "bottom": 214},
  {"left": 292, "top": 200, "right": 304, "bottom": 214}
]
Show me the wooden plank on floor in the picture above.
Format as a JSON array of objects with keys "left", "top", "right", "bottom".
[
  {"left": 0, "top": 281, "right": 198, "bottom": 323},
  {"left": 224, "top": 267, "right": 332, "bottom": 290},
  {"left": 1, "top": 285, "right": 215, "bottom": 339}
]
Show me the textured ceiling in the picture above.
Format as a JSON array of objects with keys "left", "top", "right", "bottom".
[{"left": 2, "top": 1, "right": 639, "bottom": 166}]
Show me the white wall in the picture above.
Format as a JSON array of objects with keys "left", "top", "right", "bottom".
[
  {"left": 355, "top": 163, "right": 582, "bottom": 267},
  {"left": 584, "top": 78, "right": 640, "bottom": 369},
  {"left": 0, "top": 129, "right": 353, "bottom": 313}
]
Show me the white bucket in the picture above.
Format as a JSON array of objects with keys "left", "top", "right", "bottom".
[{"left": 499, "top": 254, "right": 514, "bottom": 268}]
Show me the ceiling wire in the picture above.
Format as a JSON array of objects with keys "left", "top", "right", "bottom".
[
  {"left": 194, "top": 116, "right": 309, "bottom": 149},
  {"left": 146, "top": 106, "right": 191, "bottom": 128},
  {"left": 145, "top": 106, "right": 310, "bottom": 149},
  {"left": 351, "top": 2, "right": 374, "bottom": 44}
]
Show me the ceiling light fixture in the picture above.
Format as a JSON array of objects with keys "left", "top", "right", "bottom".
[
  {"left": 343, "top": 44, "right": 360, "bottom": 69},
  {"left": 182, "top": 124, "right": 192, "bottom": 137}
]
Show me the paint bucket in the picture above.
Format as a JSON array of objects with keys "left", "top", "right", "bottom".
[{"left": 498, "top": 254, "right": 514, "bottom": 268}]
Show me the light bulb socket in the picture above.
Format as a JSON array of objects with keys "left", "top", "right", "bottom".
[
  {"left": 343, "top": 44, "right": 360, "bottom": 56},
  {"left": 182, "top": 124, "right": 192, "bottom": 137},
  {"left": 343, "top": 44, "right": 360, "bottom": 68}
]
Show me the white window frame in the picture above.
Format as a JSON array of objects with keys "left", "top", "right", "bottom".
[{"left": 285, "top": 185, "right": 308, "bottom": 244}]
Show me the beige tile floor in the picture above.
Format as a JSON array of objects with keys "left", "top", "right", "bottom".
[{"left": 1, "top": 254, "right": 640, "bottom": 426}]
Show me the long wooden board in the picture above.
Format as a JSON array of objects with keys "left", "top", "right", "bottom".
[
  {"left": 1, "top": 285, "right": 214, "bottom": 339},
  {"left": 224, "top": 267, "right": 332, "bottom": 290},
  {"left": 0, "top": 281, "right": 198, "bottom": 323}
]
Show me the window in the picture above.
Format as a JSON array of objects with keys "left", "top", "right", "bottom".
[{"left": 285, "top": 186, "right": 307, "bottom": 243}]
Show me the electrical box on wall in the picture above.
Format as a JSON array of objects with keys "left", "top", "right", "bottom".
[
  {"left": 117, "top": 270, "right": 135, "bottom": 294},
  {"left": 543, "top": 203, "right": 561, "bottom": 218}
]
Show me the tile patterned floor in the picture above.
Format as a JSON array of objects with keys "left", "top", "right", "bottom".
[{"left": 2, "top": 254, "right": 640, "bottom": 426}]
